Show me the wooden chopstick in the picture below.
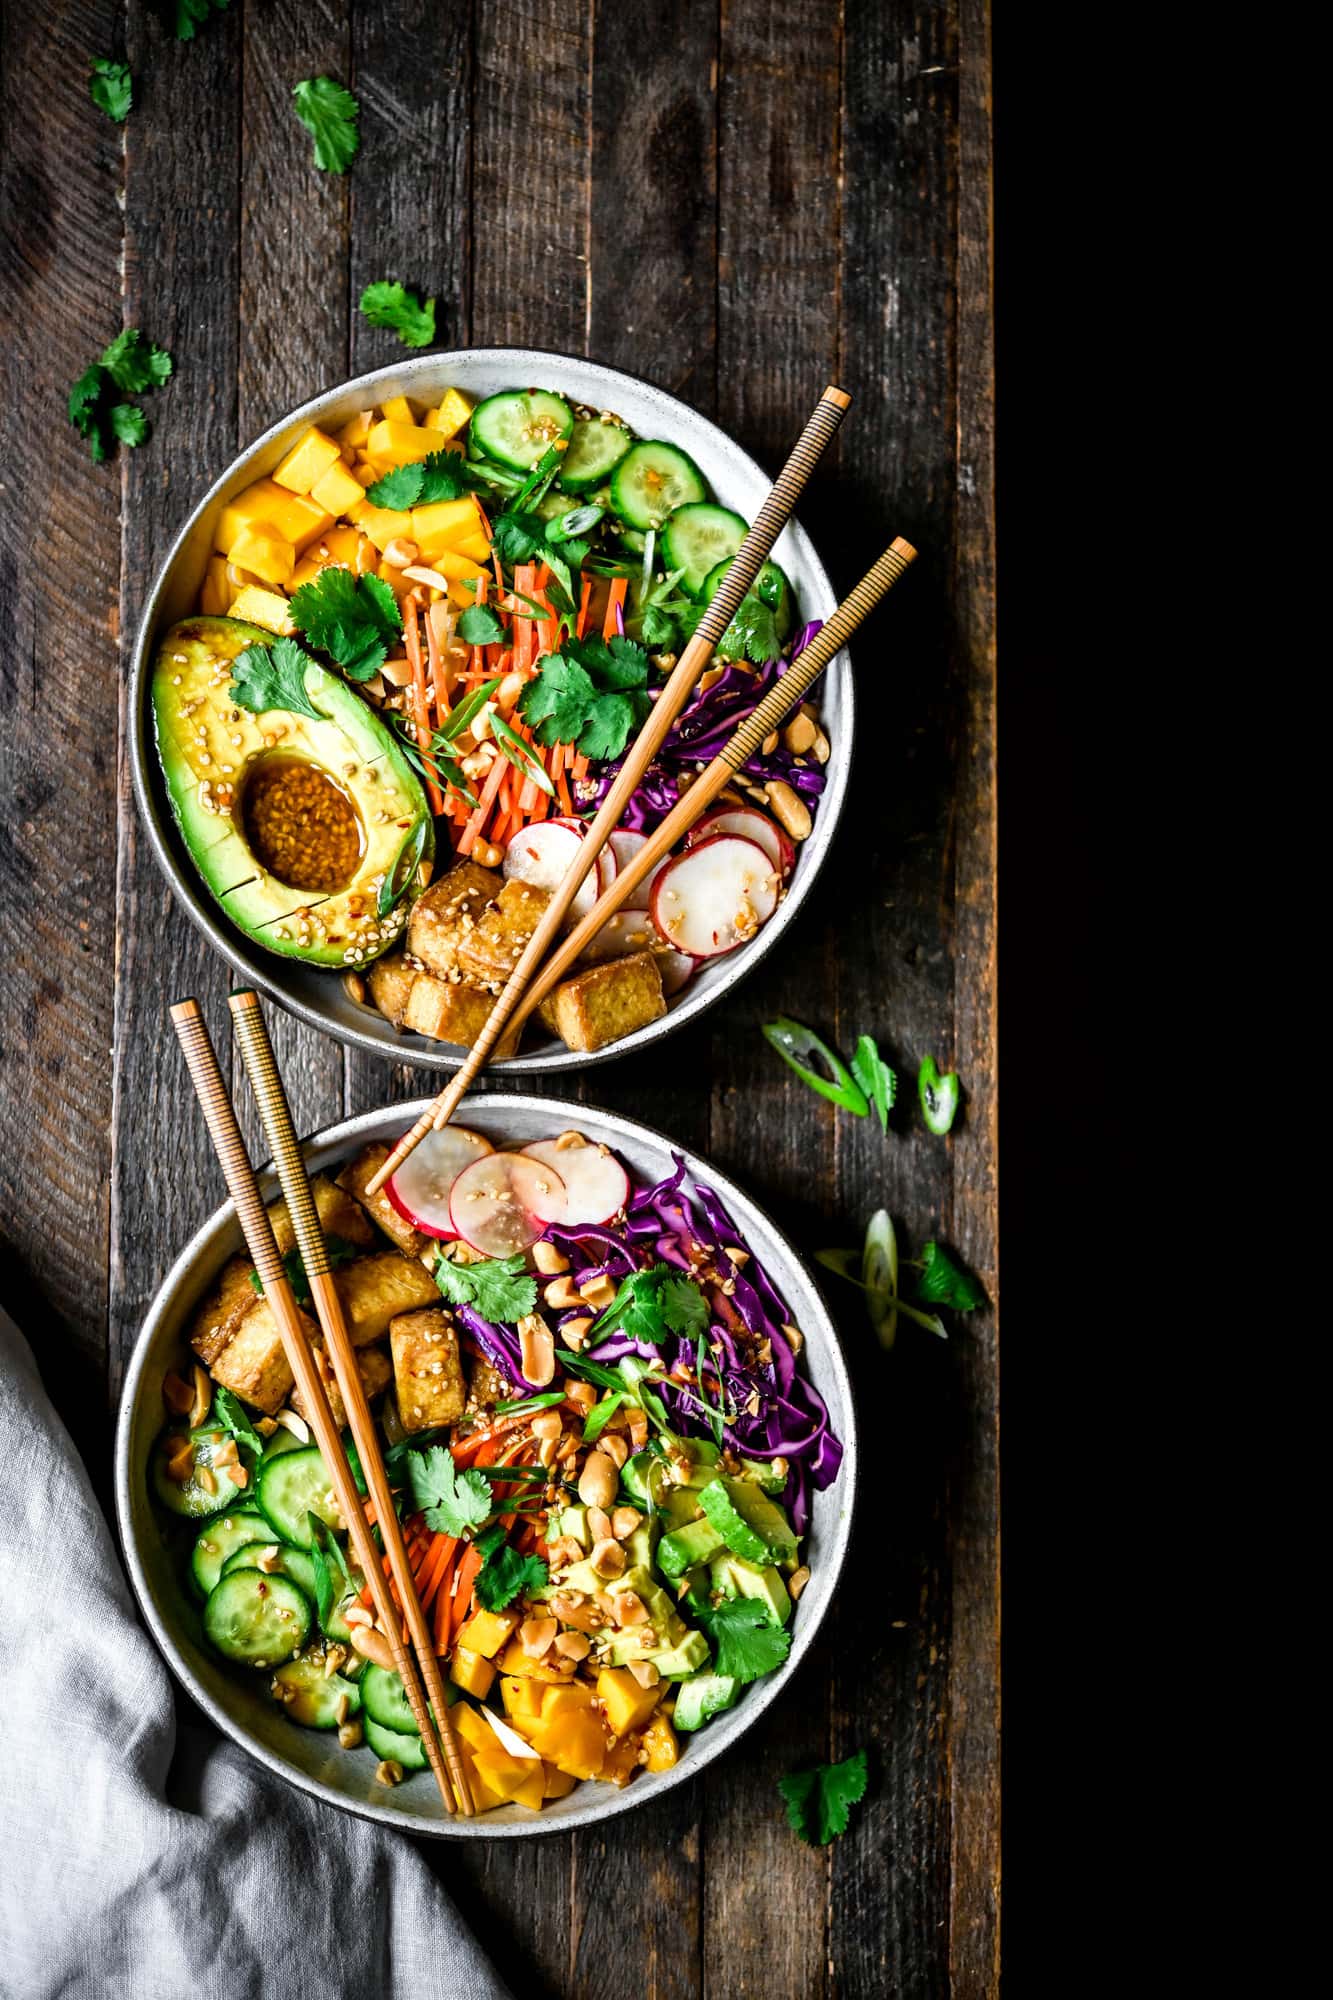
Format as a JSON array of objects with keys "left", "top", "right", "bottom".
[
  {"left": 365, "top": 383, "right": 852, "bottom": 1198},
  {"left": 224, "top": 990, "right": 475, "bottom": 1816},
  {"left": 512, "top": 536, "right": 918, "bottom": 1032}
]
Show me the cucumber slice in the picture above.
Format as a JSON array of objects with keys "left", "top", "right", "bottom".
[
  {"left": 203, "top": 1568, "right": 311, "bottom": 1667},
  {"left": 702, "top": 558, "right": 795, "bottom": 648},
  {"left": 361, "top": 1664, "right": 419, "bottom": 1735},
  {"left": 662, "top": 504, "right": 748, "bottom": 599},
  {"left": 557, "top": 416, "right": 633, "bottom": 493},
  {"left": 610, "top": 441, "right": 708, "bottom": 530},
  {"left": 469, "top": 390, "right": 574, "bottom": 472},
  {"left": 696, "top": 1477, "right": 798, "bottom": 1565},
  {"left": 151, "top": 1429, "right": 248, "bottom": 1519},
  {"left": 270, "top": 1652, "right": 364, "bottom": 1729},
  {"left": 260, "top": 1425, "right": 308, "bottom": 1461},
  {"left": 191, "top": 1509, "right": 275, "bottom": 1599},
  {"left": 256, "top": 1444, "right": 341, "bottom": 1547},
  {"left": 363, "top": 1714, "right": 430, "bottom": 1772},
  {"left": 221, "top": 1540, "right": 317, "bottom": 1602}
]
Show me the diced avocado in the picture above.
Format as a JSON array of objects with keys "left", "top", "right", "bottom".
[
  {"left": 621, "top": 1448, "right": 667, "bottom": 1510},
  {"left": 672, "top": 1669, "right": 740, "bottom": 1732},
  {"left": 151, "top": 615, "right": 434, "bottom": 969},
  {"left": 549, "top": 1555, "right": 606, "bottom": 1599},
  {"left": 549, "top": 1503, "right": 590, "bottom": 1551},
  {"left": 710, "top": 1553, "right": 792, "bottom": 1627},
  {"left": 738, "top": 1456, "right": 788, "bottom": 1494},
  {"left": 622, "top": 1517, "right": 659, "bottom": 1570},
  {"left": 697, "top": 1477, "right": 798, "bottom": 1566},
  {"left": 662, "top": 1485, "right": 705, "bottom": 1531},
  {"left": 595, "top": 1566, "right": 690, "bottom": 1665},
  {"left": 649, "top": 1630, "right": 713, "bottom": 1681},
  {"left": 658, "top": 1516, "right": 725, "bottom": 1580},
  {"left": 660, "top": 1439, "right": 722, "bottom": 1528}
]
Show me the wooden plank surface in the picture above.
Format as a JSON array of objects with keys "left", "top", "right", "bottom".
[{"left": 0, "top": 1, "right": 997, "bottom": 1992}]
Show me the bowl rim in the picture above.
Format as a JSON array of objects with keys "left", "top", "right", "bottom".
[
  {"left": 113, "top": 1092, "right": 859, "bottom": 1839},
  {"left": 128, "top": 346, "right": 854, "bottom": 1073}
]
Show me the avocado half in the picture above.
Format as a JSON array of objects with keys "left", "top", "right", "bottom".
[{"left": 151, "top": 614, "right": 435, "bottom": 969}]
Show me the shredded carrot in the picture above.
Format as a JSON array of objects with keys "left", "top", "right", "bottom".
[
  {"left": 403, "top": 592, "right": 444, "bottom": 815},
  {"left": 603, "top": 576, "right": 628, "bottom": 641},
  {"left": 449, "top": 1543, "right": 486, "bottom": 1641},
  {"left": 457, "top": 749, "right": 509, "bottom": 855},
  {"left": 576, "top": 575, "right": 593, "bottom": 640}
]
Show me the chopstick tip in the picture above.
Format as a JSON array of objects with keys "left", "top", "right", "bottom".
[
  {"left": 892, "top": 536, "right": 919, "bottom": 562},
  {"left": 228, "top": 989, "right": 261, "bottom": 1015},
  {"left": 823, "top": 385, "right": 853, "bottom": 410},
  {"left": 168, "top": 998, "right": 200, "bottom": 1024}
]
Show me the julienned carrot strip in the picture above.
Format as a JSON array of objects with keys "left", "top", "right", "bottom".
[
  {"left": 415, "top": 1532, "right": 459, "bottom": 1609},
  {"left": 458, "top": 748, "right": 508, "bottom": 855},
  {"left": 603, "top": 576, "right": 628, "bottom": 641},
  {"left": 403, "top": 593, "right": 444, "bottom": 815},
  {"left": 572, "top": 751, "right": 589, "bottom": 780},
  {"left": 576, "top": 575, "right": 593, "bottom": 640},
  {"left": 425, "top": 600, "right": 451, "bottom": 732},
  {"left": 448, "top": 1411, "right": 532, "bottom": 1465},
  {"left": 450, "top": 1543, "right": 485, "bottom": 1638}
]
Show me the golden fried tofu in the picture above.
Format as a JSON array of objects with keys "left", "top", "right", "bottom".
[
  {"left": 189, "top": 1255, "right": 259, "bottom": 1368},
  {"left": 206, "top": 1294, "right": 315, "bottom": 1414},
  {"left": 268, "top": 1173, "right": 375, "bottom": 1259},
  {"left": 290, "top": 1341, "right": 392, "bottom": 1431},
  {"left": 401, "top": 970, "right": 521, "bottom": 1053},
  {"left": 406, "top": 859, "right": 502, "bottom": 979},
  {"left": 538, "top": 950, "right": 666, "bottom": 1054},
  {"left": 334, "top": 1250, "right": 438, "bottom": 1346},
  {"left": 367, "top": 950, "right": 417, "bottom": 1029},
  {"left": 456, "top": 878, "right": 552, "bottom": 986},
  {"left": 466, "top": 1355, "right": 511, "bottom": 1416},
  {"left": 337, "top": 1140, "right": 428, "bottom": 1258},
  {"left": 390, "top": 1306, "right": 467, "bottom": 1432}
]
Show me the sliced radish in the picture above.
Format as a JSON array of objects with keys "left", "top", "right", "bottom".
[
  {"left": 609, "top": 828, "right": 670, "bottom": 911},
  {"left": 386, "top": 1125, "right": 494, "bottom": 1239},
  {"left": 649, "top": 835, "right": 780, "bottom": 959},
  {"left": 449, "top": 1151, "right": 568, "bottom": 1257},
  {"left": 503, "top": 818, "right": 614, "bottom": 925},
  {"left": 654, "top": 947, "right": 697, "bottom": 997},
  {"left": 522, "top": 1137, "right": 630, "bottom": 1225},
  {"left": 687, "top": 804, "right": 794, "bottom": 877},
  {"left": 578, "top": 910, "right": 659, "bottom": 963}
]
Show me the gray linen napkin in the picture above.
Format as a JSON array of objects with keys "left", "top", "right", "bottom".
[{"left": 0, "top": 1307, "right": 510, "bottom": 2000}]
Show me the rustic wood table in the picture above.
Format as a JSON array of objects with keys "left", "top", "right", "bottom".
[{"left": 0, "top": 1, "right": 995, "bottom": 1992}]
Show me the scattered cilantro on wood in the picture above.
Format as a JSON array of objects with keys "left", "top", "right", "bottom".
[
  {"left": 289, "top": 566, "right": 402, "bottom": 682},
  {"left": 432, "top": 1251, "right": 538, "bottom": 1325},
  {"left": 166, "top": 0, "right": 230, "bottom": 42},
  {"left": 293, "top": 76, "right": 360, "bottom": 174},
  {"left": 68, "top": 329, "right": 172, "bottom": 462},
  {"left": 89, "top": 58, "right": 132, "bottom": 122},
  {"left": 778, "top": 1749, "right": 869, "bottom": 1845},
  {"left": 359, "top": 281, "right": 436, "bottom": 348},
  {"left": 815, "top": 1211, "right": 985, "bottom": 1347}
]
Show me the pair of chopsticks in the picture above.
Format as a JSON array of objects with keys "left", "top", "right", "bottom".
[
  {"left": 366, "top": 385, "right": 917, "bottom": 1200},
  {"left": 172, "top": 992, "right": 474, "bottom": 1817}
]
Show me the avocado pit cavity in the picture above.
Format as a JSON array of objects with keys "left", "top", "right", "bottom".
[{"left": 240, "top": 754, "right": 365, "bottom": 893}]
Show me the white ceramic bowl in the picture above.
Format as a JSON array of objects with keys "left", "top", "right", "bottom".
[
  {"left": 114, "top": 1094, "right": 858, "bottom": 1838},
  {"left": 128, "top": 349, "right": 852, "bottom": 1072}
]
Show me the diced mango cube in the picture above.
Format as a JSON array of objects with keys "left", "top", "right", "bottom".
[
  {"left": 284, "top": 496, "right": 336, "bottom": 554},
  {"left": 542, "top": 1762, "right": 577, "bottom": 1800},
  {"left": 376, "top": 559, "right": 413, "bottom": 604},
  {"left": 366, "top": 419, "right": 448, "bottom": 468},
  {"left": 600, "top": 1733, "right": 643, "bottom": 1788},
  {"left": 412, "top": 497, "right": 480, "bottom": 561},
  {"left": 456, "top": 1607, "right": 519, "bottom": 1660},
  {"left": 498, "top": 1635, "right": 567, "bottom": 1681},
  {"left": 597, "top": 1666, "right": 662, "bottom": 1739},
  {"left": 455, "top": 529, "right": 494, "bottom": 565},
  {"left": 226, "top": 524, "right": 295, "bottom": 589},
  {"left": 273, "top": 426, "right": 342, "bottom": 494},
  {"left": 310, "top": 459, "right": 370, "bottom": 518},
  {"left": 451, "top": 1701, "right": 495, "bottom": 1754},
  {"left": 227, "top": 586, "right": 297, "bottom": 635},
  {"left": 469, "top": 1765, "right": 513, "bottom": 1813},
  {"left": 350, "top": 503, "right": 415, "bottom": 554},
  {"left": 524, "top": 1709, "right": 607, "bottom": 1781},
  {"left": 501, "top": 1676, "right": 544, "bottom": 1722},
  {"left": 541, "top": 1682, "right": 597, "bottom": 1719},
  {"left": 448, "top": 1646, "right": 496, "bottom": 1701},
  {"left": 338, "top": 410, "right": 374, "bottom": 454},
  {"left": 428, "top": 388, "right": 473, "bottom": 439},
  {"left": 380, "top": 395, "right": 416, "bottom": 426},
  {"left": 200, "top": 555, "right": 230, "bottom": 616},
  {"left": 509, "top": 1764, "right": 547, "bottom": 1811},
  {"left": 642, "top": 1714, "right": 679, "bottom": 1773}
]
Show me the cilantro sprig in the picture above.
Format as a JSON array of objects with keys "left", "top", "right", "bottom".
[
  {"left": 364, "top": 450, "right": 468, "bottom": 510},
  {"left": 68, "top": 329, "right": 172, "bottom": 462},
  {"left": 359, "top": 280, "right": 436, "bottom": 349},
  {"left": 90, "top": 58, "right": 132, "bottom": 122},
  {"left": 403, "top": 1444, "right": 492, "bottom": 1537},
  {"left": 167, "top": 0, "right": 230, "bottom": 41},
  {"left": 779, "top": 1749, "right": 869, "bottom": 1846},
  {"left": 694, "top": 1596, "right": 791, "bottom": 1684},
  {"left": 815, "top": 1212, "right": 985, "bottom": 1348},
  {"left": 289, "top": 566, "right": 403, "bottom": 682},
  {"left": 472, "top": 1522, "right": 549, "bottom": 1612},
  {"left": 293, "top": 76, "right": 360, "bottom": 174},
  {"left": 588, "top": 1264, "right": 709, "bottom": 1347},
  {"left": 229, "top": 636, "right": 325, "bottom": 724},
  {"left": 517, "top": 634, "right": 653, "bottom": 763},
  {"left": 432, "top": 1251, "right": 538, "bottom": 1325}
]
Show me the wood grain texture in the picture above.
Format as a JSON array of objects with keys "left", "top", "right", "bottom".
[{"left": 0, "top": 1, "right": 996, "bottom": 1990}]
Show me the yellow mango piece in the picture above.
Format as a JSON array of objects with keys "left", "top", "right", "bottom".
[
  {"left": 350, "top": 503, "right": 414, "bottom": 554},
  {"left": 642, "top": 1714, "right": 678, "bottom": 1773},
  {"left": 541, "top": 1682, "right": 597, "bottom": 1719},
  {"left": 450, "top": 1702, "right": 495, "bottom": 1754},
  {"left": 214, "top": 479, "right": 288, "bottom": 553},
  {"left": 367, "top": 419, "right": 448, "bottom": 467},
  {"left": 524, "top": 1709, "right": 607, "bottom": 1781},
  {"left": 473, "top": 1744, "right": 537, "bottom": 1795},
  {"left": 225, "top": 524, "right": 295, "bottom": 589},
  {"left": 338, "top": 410, "right": 374, "bottom": 453},
  {"left": 454, "top": 529, "right": 494, "bottom": 565},
  {"left": 283, "top": 496, "right": 336, "bottom": 555},
  {"left": 497, "top": 1635, "right": 568, "bottom": 1682},
  {"left": 597, "top": 1666, "right": 662, "bottom": 1739},
  {"left": 501, "top": 1676, "right": 544, "bottom": 1722},
  {"left": 601, "top": 1733, "right": 643, "bottom": 1788},
  {"left": 227, "top": 586, "right": 296, "bottom": 635},
  {"left": 542, "top": 1762, "right": 577, "bottom": 1800},
  {"left": 291, "top": 523, "right": 364, "bottom": 587},
  {"left": 411, "top": 497, "right": 479, "bottom": 560},
  {"left": 456, "top": 1607, "right": 519, "bottom": 1661},
  {"left": 509, "top": 1765, "right": 546, "bottom": 1811},
  {"left": 448, "top": 1646, "right": 496, "bottom": 1701},
  {"left": 272, "top": 426, "right": 342, "bottom": 494},
  {"left": 376, "top": 559, "right": 413, "bottom": 605},
  {"left": 469, "top": 1766, "right": 513, "bottom": 1813},
  {"left": 380, "top": 394, "right": 416, "bottom": 426},
  {"left": 428, "top": 388, "right": 473, "bottom": 439},
  {"left": 199, "top": 555, "right": 230, "bottom": 616},
  {"left": 310, "top": 459, "right": 370, "bottom": 518}
]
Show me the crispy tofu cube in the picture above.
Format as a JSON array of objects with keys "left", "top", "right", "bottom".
[
  {"left": 401, "top": 974, "right": 524, "bottom": 1050},
  {"left": 366, "top": 950, "right": 417, "bottom": 1029},
  {"left": 457, "top": 879, "right": 552, "bottom": 987},
  {"left": 290, "top": 1340, "right": 391, "bottom": 1430},
  {"left": 226, "top": 524, "right": 295, "bottom": 588},
  {"left": 464, "top": 1352, "right": 511, "bottom": 1417},
  {"left": 334, "top": 1251, "right": 438, "bottom": 1347},
  {"left": 337, "top": 1141, "right": 427, "bottom": 1256},
  {"left": 366, "top": 419, "right": 448, "bottom": 467},
  {"left": 406, "top": 859, "right": 503, "bottom": 979},
  {"left": 411, "top": 497, "right": 480, "bottom": 562},
  {"left": 427, "top": 388, "right": 473, "bottom": 439},
  {"left": 350, "top": 503, "right": 414, "bottom": 553},
  {"left": 189, "top": 1255, "right": 260, "bottom": 1368},
  {"left": 199, "top": 554, "right": 230, "bottom": 616},
  {"left": 226, "top": 585, "right": 297, "bottom": 635},
  {"left": 538, "top": 951, "right": 666, "bottom": 1054},
  {"left": 267, "top": 1173, "right": 375, "bottom": 1260},
  {"left": 308, "top": 459, "right": 367, "bottom": 518},
  {"left": 390, "top": 1305, "right": 466, "bottom": 1430},
  {"left": 273, "top": 426, "right": 342, "bottom": 494},
  {"left": 380, "top": 395, "right": 416, "bottom": 426},
  {"left": 207, "top": 1295, "right": 310, "bottom": 1414}
]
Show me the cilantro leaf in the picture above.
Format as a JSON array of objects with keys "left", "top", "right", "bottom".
[
  {"left": 577, "top": 691, "right": 640, "bottom": 761},
  {"left": 519, "top": 654, "right": 597, "bottom": 746},
  {"left": 457, "top": 604, "right": 506, "bottom": 646},
  {"left": 850, "top": 1035, "right": 897, "bottom": 1133},
  {"left": 475, "top": 1540, "right": 549, "bottom": 1612},
  {"left": 593, "top": 636, "right": 652, "bottom": 690},
  {"left": 432, "top": 1251, "right": 538, "bottom": 1325},
  {"left": 364, "top": 464, "right": 425, "bottom": 509},
  {"left": 167, "top": 0, "right": 230, "bottom": 42},
  {"left": 68, "top": 366, "right": 109, "bottom": 459},
  {"left": 719, "top": 593, "right": 781, "bottom": 665},
  {"left": 229, "top": 636, "right": 325, "bottom": 724},
  {"left": 359, "top": 280, "right": 436, "bottom": 348},
  {"left": 365, "top": 449, "right": 470, "bottom": 510},
  {"left": 289, "top": 566, "right": 402, "bottom": 681},
  {"left": 660, "top": 1274, "right": 710, "bottom": 1340},
  {"left": 517, "top": 634, "right": 652, "bottom": 761},
  {"left": 778, "top": 1749, "right": 869, "bottom": 1846},
  {"left": 211, "top": 1384, "right": 262, "bottom": 1456},
  {"left": 100, "top": 328, "right": 172, "bottom": 393},
  {"left": 109, "top": 403, "right": 147, "bottom": 447},
  {"left": 403, "top": 1444, "right": 492, "bottom": 1537},
  {"left": 697, "top": 1597, "right": 791, "bottom": 1684},
  {"left": 90, "top": 58, "right": 132, "bottom": 122},
  {"left": 293, "top": 76, "right": 360, "bottom": 174},
  {"left": 590, "top": 1266, "right": 708, "bottom": 1347},
  {"left": 914, "top": 1243, "right": 986, "bottom": 1312}
]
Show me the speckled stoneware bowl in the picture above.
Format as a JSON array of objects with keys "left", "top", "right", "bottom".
[
  {"left": 114, "top": 1094, "right": 857, "bottom": 1839},
  {"left": 129, "top": 349, "right": 852, "bottom": 1073}
]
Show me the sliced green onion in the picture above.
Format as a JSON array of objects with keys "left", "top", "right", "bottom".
[
  {"left": 918, "top": 1055, "right": 960, "bottom": 1135},
  {"left": 491, "top": 711, "right": 555, "bottom": 794},
  {"left": 762, "top": 1018, "right": 869, "bottom": 1115},
  {"left": 582, "top": 1392, "right": 626, "bottom": 1443},
  {"left": 493, "top": 1390, "right": 566, "bottom": 1416},
  {"left": 862, "top": 1209, "right": 899, "bottom": 1351},
  {"left": 437, "top": 675, "right": 502, "bottom": 744}
]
